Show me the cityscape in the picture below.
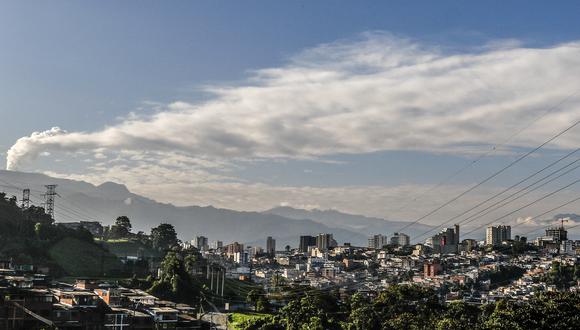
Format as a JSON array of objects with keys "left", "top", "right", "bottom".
[{"left": 1, "top": 1, "right": 580, "bottom": 329}]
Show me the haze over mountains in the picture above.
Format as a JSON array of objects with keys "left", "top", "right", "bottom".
[
  {"left": 1, "top": 170, "right": 578, "bottom": 246},
  {"left": 0, "top": 170, "right": 433, "bottom": 247},
  {"left": 264, "top": 206, "right": 433, "bottom": 237}
]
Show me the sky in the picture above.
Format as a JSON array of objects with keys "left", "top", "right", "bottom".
[{"left": 1, "top": 1, "right": 580, "bottom": 234}]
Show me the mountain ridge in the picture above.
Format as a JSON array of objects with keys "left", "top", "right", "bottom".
[
  {"left": 264, "top": 205, "right": 434, "bottom": 239},
  {"left": 0, "top": 170, "right": 370, "bottom": 246}
]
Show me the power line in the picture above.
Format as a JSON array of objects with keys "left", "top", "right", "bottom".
[
  {"left": 42, "top": 185, "right": 58, "bottom": 220},
  {"left": 520, "top": 221, "right": 580, "bottom": 240},
  {"left": 395, "top": 118, "right": 580, "bottom": 234},
  {"left": 461, "top": 178, "right": 580, "bottom": 238},
  {"left": 29, "top": 191, "right": 99, "bottom": 222},
  {"left": 460, "top": 161, "right": 580, "bottom": 227},
  {"left": 414, "top": 148, "right": 580, "bottom": 240},
  {"left": 412, "top": 155, "right": 580, "bottom": 243},
  {"left": 0, "top": 175, "right": 104, "bottom": 222},
  {"left": 509, "top": 196, "right": 580, "bottom": 237},
  {"left": 387, "top": 90, "right": 580, "bottom": 216}
]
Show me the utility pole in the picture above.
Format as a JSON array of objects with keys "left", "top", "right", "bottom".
[
  {"left": 215, "top": 269, "right": 221, "bottom": 296},
  {"left": 42, "top": 185, "right": 58, "bottom": 220},
  {"left": 21, "top": 189, "right": 30, "bottom": 209},
  {"left": 221, "top": 268, "right": 225, "bottom": 297},
  {"left": 210, "top": 266, "right": 214, "bottom": 291}
]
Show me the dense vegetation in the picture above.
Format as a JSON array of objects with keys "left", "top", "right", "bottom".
[
  {"left": 0, "top": 193, "right": 108, "bottom": 276},
  {"left": 541, "top": 261, "right": 580, "bottom": 290},
  {"left": 48, "top": 237, "right": 124, "bottom": 277},
  {"left": 238, "top": 284, "right": 580, "bottom": 330},
  {"left": 486, "top": 265, "right": 525, "bottom": 289}
]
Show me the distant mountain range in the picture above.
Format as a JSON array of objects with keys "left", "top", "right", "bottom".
[
  {"left": 264, "top": 206, "right": 433, "bottom": 238},
  {"left": 0, "top": 170, "right": 431, "bottom": 247}
]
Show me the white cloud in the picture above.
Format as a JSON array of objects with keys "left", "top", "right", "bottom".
[
  {"left": 6, "top": 33, "right": 580, "bottom": 228},
  {"left": 6, "top": 33, "right": 580, "bottom": 171},
  {"left": 516, "top": 214, "right": 580, "bottom": 226}
]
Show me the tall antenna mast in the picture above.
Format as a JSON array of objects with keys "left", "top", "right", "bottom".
[
  {"left": 43, "top": 185, "right": 58, "bottom": 220},
  {"left": 21, "top": 189, "right": 30, "bottom": 209}
]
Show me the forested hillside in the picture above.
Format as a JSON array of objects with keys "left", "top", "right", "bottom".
[{"left": 0, "top": 192, "right": 120, "bottom": 277}]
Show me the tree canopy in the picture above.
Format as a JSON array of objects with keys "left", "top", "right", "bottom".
[
  {"left": 150, "top": 223, "right": 178, "bottom": 251},
  {"left": 109, "top": 215, "right": 132, "bottom": 238},
  {"left": 239, "top": 284, "right": 580, "bottom": 330}
]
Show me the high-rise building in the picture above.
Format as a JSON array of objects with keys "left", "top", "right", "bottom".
[
  {"left": 299, "top": 235, "right": 317, "bottom": 253},
  {"left": 266, "top": 236, "right": 276, "bottom": 256},
  {"left": 390, "top": 232, "right": 410, "bottom": 247},
  {"left": 428, "top": 225, "right": 460, "bottom": 254},
  {"left": 545, "top": 227, "right": 567, "bottom": 242},
  {"left": 212, "top": 240, "right": 223, "bottom": 250},
  {"left": 486, "top": 225, "right": 511, "bottom": 246},
  {"left": 248, "top": 246, "right": 263, "bottom": 259},
  {"left": 368, "top": 234, "right": 388, "bottom": 249},
  {"left": 226, "top": 242, "right": 244, "bottom": 256},
  {"left": 316, "top": 233, "right": 336, "bottom": 251},
  {"left": 193, "top": 236, "right": 209, "bottom": 251},
  {"left": 234, "top": 251, "right": 249, "bottom": 265}
]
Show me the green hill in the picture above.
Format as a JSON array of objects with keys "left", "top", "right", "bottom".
[
  {"left": 99, "top": 239, "right": 162, "bottom": 259},
  {"left": 0, "top": 193, "right": 125, "bottom": 277},
  {"left": 49, "top": 237, "right": 124, "bottom": 277}
]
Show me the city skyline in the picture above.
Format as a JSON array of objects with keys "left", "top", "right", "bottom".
[{"left": 0, "top": 3, "right": 579, "bottom": 328}]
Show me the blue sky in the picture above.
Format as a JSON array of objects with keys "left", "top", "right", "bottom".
[
  {"left": 1, "top": 1, "right": 580, "bottom": 233},
  {"left": 2, "top": 0, "right": 580, "bottom": 144}
]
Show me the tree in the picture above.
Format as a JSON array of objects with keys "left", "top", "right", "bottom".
[
  {"left": 256, "top": 296, "right": 271, "bottom": 312},
  {"left": 159, "top": 251, "right": 183, "bottom": 282},
  {"left": 487, "top": 265, "right": 525, "bottom": 288},
  {"left": 435, "top": 302, "right": 480, "bottom": 330},
  {"left": 116, "top": 216, "right": 132, "bottom": 231},
  {"left": 34, "top": 222, "right": 53, "bottom": 240},
  {"left": 281, "top": 293, "right": 343, "bottom": 330},
  {"left": 150, "top": 223, "right": 178, "bottom": 251},
  {"left": 240, "top": 315, "right": 285, "bottom": 330},
  {"left": 247, "top": 289, "right": 261, "bottom": 310},
  {"left": 110, "top": 216, "right": 132, "bottom": 239},
  {"left": 346, "top": 293, "right": 380, "bottom": 330},
  {"left": 148, "top": 251, "right": 203, "bottom": 305},
  {"left": 481, "top": 300, "right": 524, "bottom": 330},
  {"left": 184, "top": 254, "right": 202, "bottom": 275},
  {"left": 371, "top": 285, "right": 441, "bottom": 328},
  {"left": 248, "top": 284, "right": 580, "bottom": 330},
  {"left": 546, "top": 261, "right": 575, "bottom": 289}
]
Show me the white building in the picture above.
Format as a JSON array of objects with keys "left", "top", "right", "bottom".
[
  {"left": 368, "top": 234, "right": 388, "bottom": 249},
  {"left": 486, "top": 225, "right": 511, "bottom": 246},
  {"left": 233, "top": 251, "right": 249, "bottom": 265}
]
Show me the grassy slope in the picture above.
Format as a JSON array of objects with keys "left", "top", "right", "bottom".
[
  {"left": 48, "top": 237, "right": 124, "bottom": 277},
  {"left": 223, "top": 278, "right": 260, "bottom": 298},
  {"left": 98, "top": 239, "right": 162, "bottom": 259},
  {"left": 229, "top": 312, "right": 270, "bottom": 330}
]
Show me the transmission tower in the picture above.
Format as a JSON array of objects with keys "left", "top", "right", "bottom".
[
  {"left": 21, "top": 189, "right": 30, "bottom": 209},
  {"left": 43, "top": 185, "right": 58, "bottom": 220}
]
